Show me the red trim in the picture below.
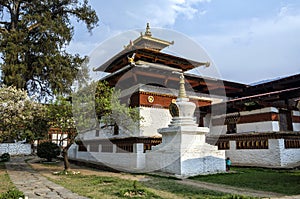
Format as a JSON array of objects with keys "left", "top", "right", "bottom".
[
  {"left": 212, "top": 112, "right": 279, "bottom": 126},
  {"left": 292, "top": 115, "right": 300, "bottom": 123}
]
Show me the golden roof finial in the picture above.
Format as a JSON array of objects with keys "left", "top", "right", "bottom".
[
  {"left": 178, "top": 73, "right": 187, "bottom": 98},
  {"left": 144, "top": 22, "right": 152, "bottom": 37}
]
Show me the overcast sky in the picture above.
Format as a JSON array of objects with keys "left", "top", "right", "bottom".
[{"left": 68, "top": 0, "right": 300, "bottom": 84}]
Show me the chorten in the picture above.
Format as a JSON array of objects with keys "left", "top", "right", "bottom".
[
  {"left": 168, "top": 73, "right": 198, "bottom": 127},
  {"left": 146, "top": 73, "right": 226, "bottom": 177}
]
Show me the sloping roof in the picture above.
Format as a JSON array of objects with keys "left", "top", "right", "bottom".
[
  {"left": 205, "top": 73, "right": 300, "bottom": 112},
  {"left": 94, "top": 48, "right": 210, "bottom": 73},
  {"left": 242, "top": 73, "right": 300, "bottom": 97}
]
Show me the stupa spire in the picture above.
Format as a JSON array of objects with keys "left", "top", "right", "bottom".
[
  {"left": 178, "top": 73, "right": 187, "bottom": 99},
  {"left": 144, "top": 22, "right": 152, "bottom": 37}
]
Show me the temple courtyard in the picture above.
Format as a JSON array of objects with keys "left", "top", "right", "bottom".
[{"left": 1, "top": 155, "right": 299, "bottom": 199}]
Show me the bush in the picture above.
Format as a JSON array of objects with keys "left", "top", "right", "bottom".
[
  {"left": 0, "top": 153, "right": 10, "bottom": 162},
  {"left": 37, "top": 141, "right": 61, "bottom": 162},
  {"left": 0, "top": 189, "right": 24, "bottom": 199}
]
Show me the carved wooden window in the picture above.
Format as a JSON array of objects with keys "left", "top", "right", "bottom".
[
  {"left": 225, "top": 113, "right": 240, "bottom": 134},
  {"left": 89, "top": 144, "right": 99, "bottom": 152},
  {"left": 101, "top": 144, "right": 113, "bottom": 153},
  {"left": 116, "top": 144, "right": 133, "bottom": 153},
  {"left": 78, "top": 144, "right": 87, "bottom": 152}
]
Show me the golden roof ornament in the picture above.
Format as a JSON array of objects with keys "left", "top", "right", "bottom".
[{"left": 144, "top": 23, "right": 152, "bottom": 37}]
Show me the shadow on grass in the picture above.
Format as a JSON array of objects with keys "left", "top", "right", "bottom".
[{"left": 190, "top": 167, "right": 300, "bottom": 195}]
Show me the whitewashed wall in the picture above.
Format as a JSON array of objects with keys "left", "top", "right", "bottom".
[
  {"left": 282, "top": 148, "right": 300, "bottom": 166},
  {"left": 0, "top": 143, "right": 31, "bottom": 155},
  {"left": 139, "top": 107, "right": 171, "bottom": 137},
  {"left": 68, "top": 144, "right": 146, "bottom": 172},
  {"left": 210, "top": 125, "right": 227, "bottom": 135},
  {"left": 146, "top": 128, "right": 226, "bottom": 176},
  {"left": 210, "top": 107, "right": 280, "bottom": 134},
  {"left": 226, "top": 139, "right": 300, "bottom": 167},
  {"left": 237, "top": 121, "right": 280, "bottom": 133}
]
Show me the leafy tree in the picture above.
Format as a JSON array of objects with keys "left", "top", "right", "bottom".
[
  {"left": 49, "top": 80, "right": 140, "bottom": 171},
  {"left": 0, "top": 85, "right": 48, "bottom": 143},
  {"left": 47, "top": 96, "right": 75, "bottom": 170},
  {"left": 74, "top": 81, "right": 141, "bottom": 136},
  {"left": 0, "top": 0, "right": 98, "bottom": 100}
]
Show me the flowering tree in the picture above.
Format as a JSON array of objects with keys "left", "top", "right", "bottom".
[{"left": 0, "top": 85, "right": 48, "bottom": 143}]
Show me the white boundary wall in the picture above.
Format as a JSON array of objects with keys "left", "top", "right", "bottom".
[
  {"left": 68, "top": 143, "right": 146, "bottom": 172},
  {"left": 0, "top": 143, "right": 31, "bottom": 155},
  {"left": 139, "top": 107, "right": 171, "bottom": 137},
  {"left": 226, "top": 139, "right": 300, "bottom": 167},
  {"left": 210, "top": 107, "right": 280, "bottom": 134}
]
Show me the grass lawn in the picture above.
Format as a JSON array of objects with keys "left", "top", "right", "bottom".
[
  {"left": 140, "top": 175, "right": 257, "bottom": 199},
  {"left": 0, "top": 162, "right": 15, "bottom": 194},
  {"left": 190, "top": 167, "right": 300, "bottom": 195},
  {"left": 49, "top": 173, "right": 256, "bottom": 199}
]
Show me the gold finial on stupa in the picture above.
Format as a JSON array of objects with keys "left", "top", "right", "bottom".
[
  {"left": 144, "top": 23, "right": 152, "bottom": 37},
  {"left": 178, "top": 73, "right": 187, "bottom": 98}
]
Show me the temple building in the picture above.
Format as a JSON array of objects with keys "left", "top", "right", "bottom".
[{"left": 68, "top": 24, "right": 300, "bottom": 171}]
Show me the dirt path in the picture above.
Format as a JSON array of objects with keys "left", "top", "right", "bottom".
[{"left": 28, "top": 157, "right": 146, "bottom": 181}]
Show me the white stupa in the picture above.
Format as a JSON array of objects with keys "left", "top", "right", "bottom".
[{"left": 146, "top": 73, "right": 226, "bottom": 177}]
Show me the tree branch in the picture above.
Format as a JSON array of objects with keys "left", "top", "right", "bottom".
[
  {"left": 0, "top": 27, "right": 8, "bottom": 33},
  {"left": 27, "top": 22, "right": 41, "bottom": 32}
]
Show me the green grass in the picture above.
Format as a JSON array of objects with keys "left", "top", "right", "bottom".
[
  {"left": 140, "top": 175, "right": 258, "bottom": 199},
  {"left": 50, "top": 174, "right": 161, "bottom": 199},
  {"left": 190, "top": 167, "right": 300, "bottom": 195},
  {"left": 0, "top": 162, "right": 24, "bottom": 199},
  {"left": 0, "top": 162, "right": 15, "bottom": 194},
  {"left": 49, "top": 173, "right": 257, "bottom": 199}
]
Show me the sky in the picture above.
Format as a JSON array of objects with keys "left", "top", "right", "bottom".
[{"left": 67, "top": 0, "right": 300, "bottom": 85}]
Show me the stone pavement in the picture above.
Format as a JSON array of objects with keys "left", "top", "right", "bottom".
[{"left": 5, "top": 156, "right": 87, "bottom": 199}]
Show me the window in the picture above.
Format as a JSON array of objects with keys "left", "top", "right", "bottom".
[
  {"left": 101, "top": 144, "right": 113, "bottom": 153},
  {"left": 227, "top": 123, "right": 237, "bottom": 134},
  {"left": 89, "top": 144, "right": 99, "bottom": 152},
  {"left": 279, "top": 109, "right": 293, "bottom": 131},
  {"left": 225, "top": 113, "right": 240, "bottom": 134}
]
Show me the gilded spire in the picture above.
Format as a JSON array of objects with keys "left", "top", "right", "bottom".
[
  {"left": 144, "top": 23, "right": 152, "bottom": 37},
  {"left": 178, "top": 73, "right": 187, "bottom": 98}
]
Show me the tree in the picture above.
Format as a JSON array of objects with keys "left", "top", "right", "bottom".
[
  {"left": 50, "top": 80, "right": 140, "bottom": 171},
  {"left": 47, "top": 96, "right": 76, "bottom": 170},
  {"left": 0, "top": 0, "right": 98, "bottom": 100},
  {"left": 0, "top": 85, "right": 48, "bottom": 143},
  {"left": 80, "top": 81, "right": 140, "bottom": 136}
]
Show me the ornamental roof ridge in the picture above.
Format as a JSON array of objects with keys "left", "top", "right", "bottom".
[{"left": 124, "top": 23, "right": 174, "bottom": 51}]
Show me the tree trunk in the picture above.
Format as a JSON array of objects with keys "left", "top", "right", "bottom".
[
  {"left": 95, "top": 117, "right": 100, "bottom": 136},
  {"left": 62, "top": 148, "right": 70, "bottom": 171}
]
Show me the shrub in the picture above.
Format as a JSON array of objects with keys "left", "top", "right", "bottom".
[
  {"left": 0, "top": 153, "right": 10, "bottom": 162},
  {"left": 37, "top": 141, "right": 61, "bottom": 162},
  {"left": 0, "top": 189, "right": 24, "bottom": 199}
]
